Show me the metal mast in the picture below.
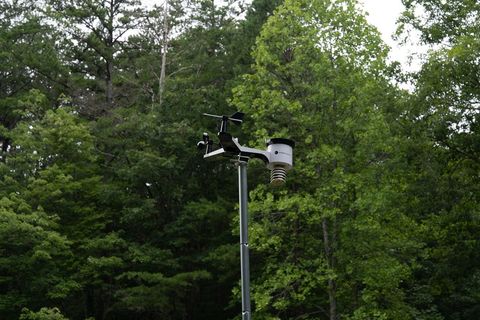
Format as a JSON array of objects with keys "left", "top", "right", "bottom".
[{"left": 197, "top": 112, "right": 294, "bottom": 319}]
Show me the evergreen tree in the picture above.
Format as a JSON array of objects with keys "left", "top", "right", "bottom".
[
  {"left": 0, "top": 0, "right": 67, "bottom": 154},
  {"left": 45, "top": 0, "right": 146, "bottom": 116}
]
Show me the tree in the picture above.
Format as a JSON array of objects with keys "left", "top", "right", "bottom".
[
  {"left": 90, "top": 105, "right": 224, "bottom": 319},
  {"left": 398, "top": 1, "right": 480, "bottom": 318},
  {"left": 19, "top": 307, "right": 69, "bottom": 320},
  {"left": 0, "top": 1, "right": 67, "bottom": 155},
  {"left": 400, "top": 0, "right": 479, "bottom": 44},
  {"left": 232, "top": 0, "right": 285, "bottom": 74},
  {"left": 0, "top": 196, "right": 73, "bottom": 319},
  {"left": 231, "top": 0, "right": 421, "bottom": 318},
  {"left": 46, "top": 0, "right": 146, "bottom": 115}
]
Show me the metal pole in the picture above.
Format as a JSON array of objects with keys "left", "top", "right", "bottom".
[{"left": 238, "top": 159, "right": 251, "bottom": 320}]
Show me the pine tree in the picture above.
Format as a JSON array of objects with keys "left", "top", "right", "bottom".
[{"left": 45, "top": 0, "right": 146, "bottom": 115}]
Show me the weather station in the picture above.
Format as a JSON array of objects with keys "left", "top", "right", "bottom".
[{"left": 197, "top": 111, "right": 295, "bottom": 320}]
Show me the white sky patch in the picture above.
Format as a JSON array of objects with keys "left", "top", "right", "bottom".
[
  {"left": 142, "top": 0, "right": 163, "bottom": 9},
  {"left": 360, "top": 0, "right": 428, "bottom": 73}
]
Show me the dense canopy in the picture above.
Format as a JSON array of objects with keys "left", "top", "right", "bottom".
[{"left": 0, "top": 0, "right": 479, "bottom": 319}]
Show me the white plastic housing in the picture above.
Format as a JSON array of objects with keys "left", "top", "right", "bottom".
[
  {"left": 265, "top": 138, "right": 295, "bottom": 186},
  {"left": 267, "top": 142, "right": 293, "bottom": 170}
]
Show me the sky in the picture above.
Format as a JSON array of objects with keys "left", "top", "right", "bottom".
[{"left": 360, "top": 0, "right": 425, "bottom": 72}]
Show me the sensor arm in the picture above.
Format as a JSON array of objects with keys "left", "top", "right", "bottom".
[
  {"left": 203, "top": 147, "right": 269, "bottom": 163},
  {"left": 204, "top": 133, "right": 269, "bottom": 163},
  {"left": 238, "top": 146, "right": 269, "bottom": 163}
]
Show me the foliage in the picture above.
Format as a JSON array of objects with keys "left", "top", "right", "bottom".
[
  {"left": 0, "top": 0, "right": 478, "bottom": 319},
  {"left": 0, "top": 198, "right": 73, "bottom": 318},
  {"left": 19, "top": 308, "right": 68, "bottom": 320},
  {"left": 231, "top": 0, "right": 427, "bottom": 318},
  {"left": 399, "top": 1, "right": 480, "bottom": 319}
]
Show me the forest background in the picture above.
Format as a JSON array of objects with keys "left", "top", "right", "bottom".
[{"left": 0, "top": 0, "right": 479, "bottom": 319}]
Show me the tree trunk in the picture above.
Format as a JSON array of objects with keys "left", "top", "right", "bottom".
[
  {"left": 85, "top": 287, "right": 95, "bottom": 319},
  {"left": 158, "top": 0, "right": 169, "bottom": 107},
  {"left": 106, "top": 60, "right": 113, "bottom": 106},
  {"left": 322, "top": 217, "right": 337, "bottom": 320},
  {"left": 106, "top": 0, "right": 114, "bottom": 107}
]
